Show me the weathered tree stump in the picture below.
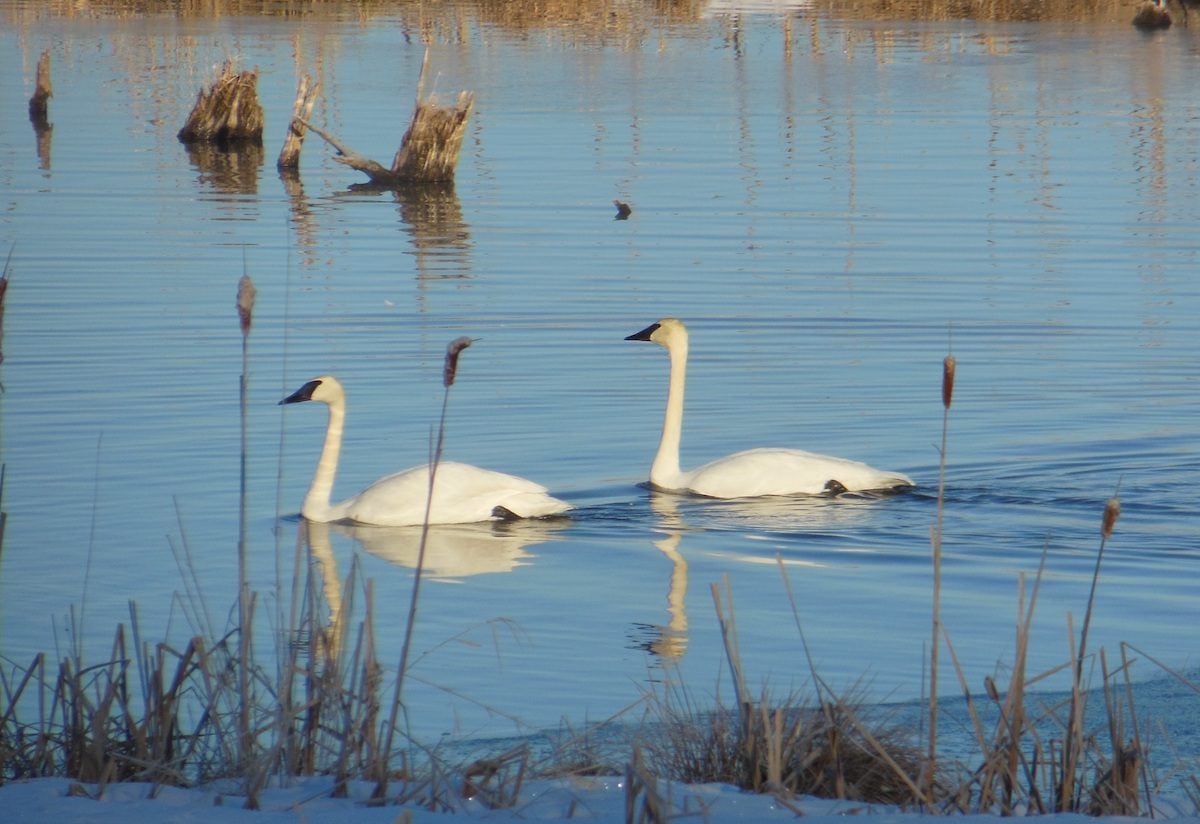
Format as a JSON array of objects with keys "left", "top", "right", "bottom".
[
  {"left": 300, "top": 50, "right": 474, "bottom": 187},
  {"left": 178, "top": 61, "right": 265, "bottom": 146},
  {"left": 1132, "top": 0, "right": 1171, "bottom": 29},
  {"left": 277, "top": 73, "right": 319, "bottom": 171},
  {"left": 28, "top": 49, "right": 52, "bottom": 122},
  {"left": 388, "top": 89, "right": 474, "bottom": 182}
]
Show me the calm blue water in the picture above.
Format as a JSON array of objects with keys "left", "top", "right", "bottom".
[{"left": 1, "top": 3, "right": 1197, "bottom": 746}]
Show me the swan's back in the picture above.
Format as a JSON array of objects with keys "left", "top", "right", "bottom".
[
  {"left": 342, "top": 460, "right": 572, "bottom": 526},
  {"left": 680, "top": 448, "right": 913, "bottom": 499}
]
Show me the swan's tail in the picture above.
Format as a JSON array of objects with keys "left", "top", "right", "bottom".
[{"left": 493, "top": 492, "right": 573, "bottom": 520}]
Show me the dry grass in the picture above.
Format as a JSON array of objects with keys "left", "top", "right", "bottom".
[
  {"left": 635, "top": 577, "right": 929, "bottom": 808},
  {"left": 640, "top": 683, "right": 928, "bottom": 806},
  {"left": 4, "top": 0, "right": 1150, "bottom": 26}
]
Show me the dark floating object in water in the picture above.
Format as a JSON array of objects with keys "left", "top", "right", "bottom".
[
  {"left": 1, "top": 243, "right": 11, "bottom": 373},
  {"left": 28, "top": 49, "right": 52, "bottom": 122},
  {"left": 614, "top": 200, "right": 632, "bottom": 220},
  {"left": 28, "top": 50, "right": 52, "bottom": 170},
  {"left": 1132, "top": 0, "right": 1172, "bottom": 30}
]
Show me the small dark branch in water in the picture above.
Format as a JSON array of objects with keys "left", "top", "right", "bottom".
[
  {"left": 0, "top": 244, "right": 11, "bottom": 370},
  {"left": 296, "top": 117, "right": 394, "bottom": 180},
  {"left": 29, "top": 49, "right": 52, "bottom": 122},
  {"left": 294, "top": 117, "right": 353, "bottom": 157}
]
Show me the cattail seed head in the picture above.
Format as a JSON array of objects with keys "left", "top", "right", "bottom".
[
  {"left": 237, "top": 275, "right": 256, "bottom": 337},
  {"left": 1101, "top": 497, "right": 1121, "bottom": 540},
  {"left": 942, "top": 355, "right": 956, "bottom": 410},
  {"left": 443, "top": 336, "right": 473, "bottom": 387}
]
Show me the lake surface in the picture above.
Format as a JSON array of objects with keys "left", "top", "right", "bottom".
[{"left": 1, "top": 1, "right": 1197, "bottom": 748}]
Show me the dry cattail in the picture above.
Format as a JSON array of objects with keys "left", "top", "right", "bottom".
[
  {"left": 942, "top": 355, "right": 957, "bottom": 410},
  {"left": 236, "top": 275, "right": 256, "bottom": 336},
  {"left": 443, "top": 336, "right": 473, "bottom": 387},
  {"left": 1101, "top": 497, "right": 1121, "bottom": 540}
]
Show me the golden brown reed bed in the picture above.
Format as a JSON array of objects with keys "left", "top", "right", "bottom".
[{"left": 5, "top": 0, "right": 1169, "bottom": 27}]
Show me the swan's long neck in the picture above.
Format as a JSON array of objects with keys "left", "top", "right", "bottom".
[
  {"left": 652, "top": 336, "right": 687, "bottom": 487},
  {"left": 304, "top": 396, "right": 345, "bottom": 520}
]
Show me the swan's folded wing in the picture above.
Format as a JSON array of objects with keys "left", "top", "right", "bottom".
[
  {"left": 345, "top": 461, "right": 570, "bottom": 526},
  {"left": 686, "top": 448, "right": 912, "bottom": 499}
]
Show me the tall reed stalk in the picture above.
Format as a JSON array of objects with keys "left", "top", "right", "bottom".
[
  {"left": 235, "top": 273, "right": 257, "bottom": 801},
  {"left": 1058, "top": 492, "right": 1122, "bottom": 811},
  {"left": 927, "top": 353, "right": 955, "bottom": 797},
  {"left": 0, "top": 247, "right": 8, "bottom": 562},
  {"left": 374, "top": 336, "right": 474, "bottom": 800}
]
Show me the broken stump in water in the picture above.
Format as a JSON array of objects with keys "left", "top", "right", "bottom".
[
  {"left": 277, "top": 73, "right": 319, "bottom": 171},
  {"left": 29, "top": 49, "right": 53, "bottom": 169},
  {"left": 28, "top": 49, "right": 52, "bottom": 123},
  {"left": 300, "top": 50, "right": 474, "bottom": 187},
  {"left": 178, "top": 61, "right": 264, "bottom": 147}
]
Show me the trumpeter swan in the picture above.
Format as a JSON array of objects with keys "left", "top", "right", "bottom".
[
  {"left": 625, "top": 318, "right": 914, "bottom": 498},
  {"left": 280, "top": 375, "right": 572, "bottom": 526}
]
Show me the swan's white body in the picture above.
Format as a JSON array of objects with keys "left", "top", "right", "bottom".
[
  {"left": 281, "top": 375, "right": 572, "bottom": 526},
  {"left": 625, "top": 318, "right": 914, "bottom": 498}
]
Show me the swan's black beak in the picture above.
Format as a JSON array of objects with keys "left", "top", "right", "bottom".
[
  {"left": 625, "top": 322, "right": 660, "bottom": 342},
  {"left": 280, "top": 379, "right": 322, "bottom": 405}
]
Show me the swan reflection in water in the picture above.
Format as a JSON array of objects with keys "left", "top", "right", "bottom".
[
  {"left": 307, "top": 515, "right": 569, "bottom": 584},
  {"left": 677, "top": 488, "right": 905, "bottom": 539},
  {"left": 628, "top": 530, "right": 690, "bottom": 663},
  {"left": 629, "top": 495, "right": 693, "bottom": 663},
  {"left": 302, "top": 516, "right": 570, "bottom": 658},
  {"left": 337, "top": 517, "right": 570, "bottom": 579},
  {"left": 633, "top": 487, "right": 902, "bottom": 663}
]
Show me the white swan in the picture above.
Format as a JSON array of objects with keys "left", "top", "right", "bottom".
[
  {"left": 625, "top": 318, "right": 914, "bottom": 498},
  {"left": 280, "top": 375, "right": 572, "bottom": 526}
]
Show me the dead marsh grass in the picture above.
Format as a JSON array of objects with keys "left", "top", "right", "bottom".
[{"left": 5, "top": 0, "right": 1169, "bottom": 28}]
